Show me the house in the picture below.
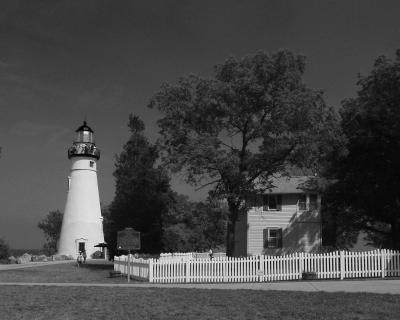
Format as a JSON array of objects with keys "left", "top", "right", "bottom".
[{"left": 234, "top": 176, "right": 322, "bottom": 256}]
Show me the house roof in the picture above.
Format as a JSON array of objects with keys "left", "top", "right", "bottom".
[{"left": 266, "top": 176, "right": 318, "bottom": 194}]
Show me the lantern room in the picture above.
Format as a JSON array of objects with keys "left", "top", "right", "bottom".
[
  {"left": 75, "top": 121, "right": 94, "bottom": 143},
  {"left": 67, "top": 121, "right": 100, "bottom": 160}
]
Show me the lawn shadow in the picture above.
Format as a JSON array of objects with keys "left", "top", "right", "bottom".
[{"left": 80, "top": 260, "right": 113, "bottom": 271}]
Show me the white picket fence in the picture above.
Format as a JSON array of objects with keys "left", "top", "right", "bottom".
[
  {"left": 113, "top": 249, "right": 400, "bottom": 283},
  {"left": 113, "top": 257, "right": 150, "bottom": 280}
]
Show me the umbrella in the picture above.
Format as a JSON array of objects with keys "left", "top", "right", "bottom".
[{"left": 94, "top": 242, "right": 108, "bottom": 248}]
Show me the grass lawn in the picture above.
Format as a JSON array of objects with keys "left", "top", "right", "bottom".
[
  {"left": 0, "top": 286, "right": 399, "bottom": 320},
  {"left": 0, "top": 260, "right": 129, "bottom": 284},
  {"left": 0, "top": 262, "right": 399, "bottom": 319}
]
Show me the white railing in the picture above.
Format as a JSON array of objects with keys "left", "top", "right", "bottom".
[
  {"left": 113, "top": 249, "right": 400, "bottom": 283},
  {"left": 159, "top": 252, "right": 195, "bottom": 261},
  {"left": 159, "top": 252, "right": 226, "bottom": 261}
]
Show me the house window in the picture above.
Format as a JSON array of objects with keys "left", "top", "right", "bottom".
[
  {"left": 263, "top": 228, "right": 283, "bottom": 248},
  {"left": 298, "top": 194, "right": 306, "bottom": 211},
  {"left": 89, "top": 161, "right": 94, "bottom": 168},
  {"left": 297, "top": 194, "right": 318, "bottom": 211},
  {"left": 309, "top": 194, "right": 318, "bottom": 210},
  {"left": 263, "top": 194, "right": 282, "bottom": 211}
]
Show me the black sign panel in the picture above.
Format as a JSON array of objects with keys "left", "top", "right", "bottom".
[{"left": 117, "top": 228, "right": 141, "bottom": 250}]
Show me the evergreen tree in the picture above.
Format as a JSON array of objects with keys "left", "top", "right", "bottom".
[{"left": 106, "top": 114, "right": 171, "bottom": 255}]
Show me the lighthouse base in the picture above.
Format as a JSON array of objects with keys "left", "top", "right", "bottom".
[{"left": 57, "top": 220, "right": 104, "bottom": 259}]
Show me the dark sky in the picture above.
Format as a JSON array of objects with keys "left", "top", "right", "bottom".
[{"left": 0, "top": 0, "right": 399, "bottom": 248}]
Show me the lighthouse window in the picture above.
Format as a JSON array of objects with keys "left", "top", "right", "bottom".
[{"left": 89, "top": 161, "right": 94, "bottom": 167}]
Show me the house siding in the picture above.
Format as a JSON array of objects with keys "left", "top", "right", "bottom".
[{"left": 247, "top": 193, "right": 321, "bottom": 255}]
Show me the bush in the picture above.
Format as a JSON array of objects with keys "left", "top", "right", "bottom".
[
  {"left": 91, "top": 250, "right": 104, "bottom": 259},
  {"left": 17, "top": 253, "right": 32, "bottom": 264},
  {"left": 52, "top": 254, "right": 74, "bottom": 261},
  {"left": 8, "top": 256, "right": 17, "bottom": 264},
  {"left": 302, "top": 271, "right": 318, "bottom": 280},
  {"left": 0, "top": 238, "right": 10, "bottom": 260}
]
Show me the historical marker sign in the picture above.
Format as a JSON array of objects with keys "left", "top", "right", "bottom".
[{"left": 117, "top": 228, "right": 141, "bottom": 251}]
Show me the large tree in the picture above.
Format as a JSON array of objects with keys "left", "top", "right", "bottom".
[
  {"left": 38, "top": 210, "right": 63, "bottom": 255},
  {"left": 150, "top": 50, "right": 341, "bottom": 255},
  {"left": 106, "top": 114, "right": 171, "bottom": 255},
  {"left": 330, "top": 50, "right": 400, "bottom": 249}
]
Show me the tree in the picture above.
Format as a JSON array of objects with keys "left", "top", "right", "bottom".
[
  {"left": 162, "top": 194, "right": 228, "bottom": 252},
  {"left": 37, "top": 210, "right": 63, "bottom": 255},
  {"left": 149, "top": 50, "right": 341, "bottom": 255},
  {"left": 329, "top": 50, "right": 400, "bottom": 249},
  {"left": 0, "top": 237, "right": 10, "bottom": 260},
  {"left": 321, "top": 183, "right": 362, "bottom": 249},
  {"left": 106, "top": 114, "right": 172, "bottom": 255}
]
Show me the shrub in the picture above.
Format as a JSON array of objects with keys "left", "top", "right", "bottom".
[{"left": 91, "top": 250, "right": 103, "bottom": 259}]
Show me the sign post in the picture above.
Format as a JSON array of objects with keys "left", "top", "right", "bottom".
[
  {"left": 127, "top": 250, "right": 131, "bottom": 283},
  {"left": 117, "top": 228, "right": 141, "bottom": 283}
]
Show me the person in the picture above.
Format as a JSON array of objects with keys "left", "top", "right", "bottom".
[
  {"left": 82, "top": 250, "right": 87, "bottom": 263},
  {"left": 77, "top": 252, "right": 83, "bottom": 267},
  {"left": 209, "top": 249, "right": 214, "bottom": 260}
]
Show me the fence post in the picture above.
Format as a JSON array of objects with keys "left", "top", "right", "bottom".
[
  {"left": 381, "top": 249, "right": 386, "bottom": 279},
  {"left": 127, "top": 253, "right": 131, "bottom": 283},
  {"left": 300, "top": 252, "right": 304, "bottom": 278},
  {"left": 186, "top": 260, "right": 191, "bottom": 283},
  {"left": 340, "top": 251, "right": 345, "bottom": 280},
  {"left": 148, "top": 258, "right": 153, "bottom": 283},
  {"left": 257, "top": 255, "right": 262, "bottom": 282},
  {"left": 223, "top": 257, "right": 228, "bottom": 283}
]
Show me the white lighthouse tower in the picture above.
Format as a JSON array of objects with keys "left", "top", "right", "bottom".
[{"left": 58, "top": 121, "right": 105, "bottom": 258}]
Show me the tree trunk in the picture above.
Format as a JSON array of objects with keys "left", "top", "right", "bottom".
[
  {"left": 226, "top": 198, "right": 240, "bottom": 256},
  {"left": 226, "top": 221, "right": 236, "bottom": 256},
  {"left": 391, "top": 219, "right": 400, "bottom": 250}
]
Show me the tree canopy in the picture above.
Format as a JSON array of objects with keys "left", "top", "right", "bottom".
[
  {"left": 150, "top": 50, "right": 341, "bottom": 255},
  {"left": 37, "top": 210, "right": 63, "bottom": 255},
  {"left": 162, "top": 194, "right": 228, "bottom": 252},
  {"left": 326, "top": 50, "right": 400, "bottom": 249}
]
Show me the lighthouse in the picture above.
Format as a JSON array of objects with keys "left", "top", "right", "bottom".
[{"left": 57, "top": 121, "right": 105, "bottom": 258}]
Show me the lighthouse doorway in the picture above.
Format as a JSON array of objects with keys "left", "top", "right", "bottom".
[
  {"left": 78, "top": 242, "right": 85, "bottom": 252},
  {"left": 75, "top": 238, "right": 88, "bottom": 256}
]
